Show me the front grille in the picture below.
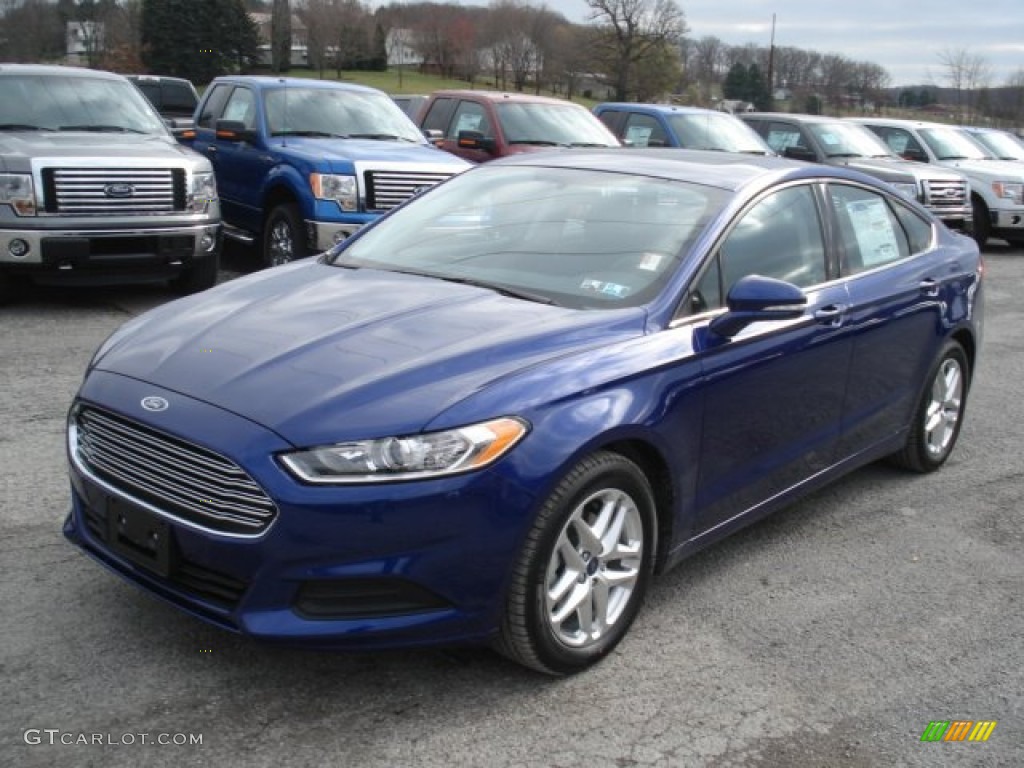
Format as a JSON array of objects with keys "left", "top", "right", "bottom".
[
  {"left": 72, "top": 405, "right": 277, "bottom": 536},
  {"left": 43, "top": 168, "right": 186, "bottom": 215},
  {"left": 364, "top": 169, "right": 455, "bottom": 211},
  {"left": 923, "top": 178, "right": 968, "bottom": 209}
]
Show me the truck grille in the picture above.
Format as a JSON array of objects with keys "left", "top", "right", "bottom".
[
  {"left": 71, "top": 405, "right": 277, "bottom": 536},
  {"left": 923, "top": 178, "right": 968, "bottom": 209},
  {"left": 42, "top": 168, "right": 186, "bottom": 215},
  {"left": 364, "top": 169, "right": 456, "bottom": 211}
]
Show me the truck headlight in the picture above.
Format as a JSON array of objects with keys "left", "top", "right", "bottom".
[
  {"left": 992, "top": 181, "right": 1023, "bottom": 205},
  {"left": 279, "top": 417, "right": 529, "bottom": 484},
  {"left": 0, "top": 173, "right": 36, "bottom": 216},
  {"left": 310, "top": 173, "right": 358, "bottom": 212},
  {"left": 187, "top": 171, "right": 218, "bottom": 212},
  {"left": 890, "top": 182, "right": 919, "bottom": 201}
]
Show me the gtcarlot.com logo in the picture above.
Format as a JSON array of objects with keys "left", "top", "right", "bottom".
[
  {"left": 920, "top": 720, "right": 997, "bottom": 742},
  {"left": 24, "top": 729, "right": 203, "bottom": 746}
]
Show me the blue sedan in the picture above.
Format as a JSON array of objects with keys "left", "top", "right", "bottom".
[{"left": 64, "top": 150, "right": 983, "bottom": 675}]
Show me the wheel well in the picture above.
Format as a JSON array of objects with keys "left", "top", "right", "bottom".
[
  {"left": 602, "top": 439, "right": 675, "bottom": 572},
  {"left": 263, "top": 187, "right": 299, "bottom": 228},
  {"left": 952, "top": 329, "right": 977, "bottom": 385}
]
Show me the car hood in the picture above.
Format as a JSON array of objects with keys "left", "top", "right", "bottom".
[
  {"left": 266, "top": 137, "right": 469, "bottom": 171},
  {"left": 92, "top": 261, "right": 645, "bottom": 445},
  {"left": 937, "top": 157, "right": 1024, "bottom": 181},
  {"left": 831, "top": 157, "right": 914, "bottom": 183},
  {"left": 0, "top": 131, "right": 186, "bottom": 167}
]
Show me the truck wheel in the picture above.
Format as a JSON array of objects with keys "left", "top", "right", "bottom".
[
  {"left": 264, "top": 204, "right": 307, "bottom": 268},
  {"left": 171, "top": 253, "right": 219, "bottom": 295},
  {"left": 969, "top": 196, "right": 990, "bottom": 249}
]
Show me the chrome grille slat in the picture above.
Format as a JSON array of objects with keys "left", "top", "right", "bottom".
[
  {"left": 48, "top": 168, "right": 180, "bottom": 215},
  {"left": 365, "top": 170, "right": 455, "bottom": 210},
  {"left": 923, "top": 179, "right": 968, "bottom": 208},
  {"left": 73, "top": 406, "right": 277, "bottom": 535}
]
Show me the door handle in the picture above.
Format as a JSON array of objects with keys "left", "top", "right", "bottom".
[
  {"left": 813, "top": 304, "right": 845, "bottom": 327},
  {"left": 919, "top": 278, "right": 939, "bottom": 297}
]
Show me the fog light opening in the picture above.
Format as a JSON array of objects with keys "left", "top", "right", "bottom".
[
  {"left": 201, "top": 232, "right": 216, "bottom": 252},
  {"left": 8, "top": 238, "right": 29, "bottom": 259}
]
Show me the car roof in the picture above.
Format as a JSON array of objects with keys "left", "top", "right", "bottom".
[
  {"left": 488, "top": 147, "right": 878, "bottom": 192},
  {"left": 126, "top": 74, "right": 194, "bottom": 85},
  {"left": 0, "top": 63, "right": 125, "bottom": 81},
  {"left": 429, "top": 90, "right": 584, "bottom": 107},
  {"left": 594, "top": 103, "right": 726, "bottom": 116},
  {"left": 743, "top": 112, "right": 852, "bottom": 124},
  {"left": 210, "top": 76, "right": 381, "bottom": 94},
  {"left": 851, "top": 117, "right": 948, "bottom": 130}
]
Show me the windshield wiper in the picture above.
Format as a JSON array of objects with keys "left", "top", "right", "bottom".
[
  {"left": 0, "top": 123, "right": 52, "bottom": 131},
  {"left": 568, "top": 142, "right": 612, "bottom": 148},
  {"left": 58, "top": 124, "right": 147, "bottom": 133},
  {"left": 346, "top": 133, "right": 414, "bottom": 142},
  {"left": 509, "top": 139, "right": 561, "bottom": 146},
  {"left": 271, "top": 130, "right": 348, "bottom": 138},
  {"left": 826, "top": 152, "right": 863, "bottom": 158},
  {"left": 937, "top": 155, "right": 970, "bottom": 160},
  {"left": 438, "top": 275, "right": 556, "bottom": 305}
]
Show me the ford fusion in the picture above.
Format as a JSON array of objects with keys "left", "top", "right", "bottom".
[{"left": 65, "top": 149, "right": 983, "bottom": 675}]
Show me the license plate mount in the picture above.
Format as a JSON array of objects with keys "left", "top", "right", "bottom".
[{"left": 106, "top": 497, "right": 173, "bottom": 578}]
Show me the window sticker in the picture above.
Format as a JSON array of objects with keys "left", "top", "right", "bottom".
[
  {"left": 846, "top": 198, "right": 899, "bottom": 266},
  {"left": 625, "top": 125, "right": 653, "bottom": 147},
  {"left": 636, "top": 252, "right": 663, "bottom": 272},
  {"left": 580, "top": 279, "right": 631, "bottom": 298}
]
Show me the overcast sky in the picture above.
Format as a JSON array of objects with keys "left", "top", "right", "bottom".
[{"left": 540, "top": 0, "right": 1024, "bottom": 87}]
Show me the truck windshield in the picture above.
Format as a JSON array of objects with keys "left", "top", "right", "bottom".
[
  {"left": 496, "top": 103, "right": 620, "bottom": 147},
  {"left": 807, "top": 122, "right": 893, "bottom": 158},
  {"left": 667, "top": 113, "right": 771, "bottom": 154},
  {"left": 0, "top": 74, "right": 168, "bottom": 134},
  {"left": 919, "top": 127, "right": 992, "bottom": 161},
  {"left": 265, "top": 88, "right": 424, "bottom": 143}
]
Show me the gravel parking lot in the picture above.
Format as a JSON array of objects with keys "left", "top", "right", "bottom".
[{"left": 2, "top": 240, "right": 1021, "bottom": 767}]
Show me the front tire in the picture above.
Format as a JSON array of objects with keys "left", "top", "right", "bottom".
[
  {"left": 890, "top": 341, "right": 969, "bottom": 473},
  {"left": 969, "top": 196, "right": 990, "bottom": 249},
  {"left": 496, "top": 451, "right": 656, "bottom": 675},
  {"left": 263, "top": 203, "right": 307, "bottom": 268},
  {"left": 170, "top": 253, "right": 219, "bottom": 295}
]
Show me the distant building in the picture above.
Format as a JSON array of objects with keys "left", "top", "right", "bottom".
[
  {"left": 386, "top": 29, "right": 423, "bottom": 68},
  {"left": 249, "top": 12, "right": 308, "bottom": 67},
  {"left": 66, "top": 21, "right": 104, "bottom": 65},
  {"left": 718, "top": 99, "right": 755, "bottom": 114}
]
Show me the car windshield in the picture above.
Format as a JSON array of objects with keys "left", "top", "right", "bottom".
[
  {"left": 264, "top": 87, "right": 424, "bottom": 142},
  {"left": 329, "top": 165, "right": 725, "bottom": 309},
  {"left": 966, "top": 130, "right": 1024, "bottom": 160},
  {"left": 667, "top": 113, "right": 771, "bottom": 153},
  {"left": 919, "top": 126, "right": 992, "bottom": 160},
  {"left": 807, "top": 122, "right": 892, "bottom": 157},
  {"left": 496, "top": 103, "right": 620, "bottom": 147},
  {"left": 0, "top": 74, "right": 168, "bottom": 134}
]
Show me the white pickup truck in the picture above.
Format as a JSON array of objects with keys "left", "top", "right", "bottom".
[{"left": 853, "top": 117, "right": 1024, "bottom": 247}]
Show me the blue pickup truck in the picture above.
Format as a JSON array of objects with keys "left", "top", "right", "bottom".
[{"left": 183, "top": 77, "right": 470, "bottom": 267}]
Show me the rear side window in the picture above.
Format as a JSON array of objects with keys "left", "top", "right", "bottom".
[
  {"left": 829, "top": 184, "right": 915, "bottom": 274},
  {"left": 622, "top": 113, "right": 667, "bottom": 147}
]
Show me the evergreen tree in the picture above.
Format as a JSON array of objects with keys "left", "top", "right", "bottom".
[{"left": 142, "top": 0, "right": 259, "bottom": 84}]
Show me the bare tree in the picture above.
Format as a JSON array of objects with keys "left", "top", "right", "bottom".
[
  {"left": 271, "top": 0, "right": 292, "bottom": 72},
  {"left": 585, "top": 0, "right": 686, "bottom": 101},
  {"left": 938, "top": 47, "right": 991, "bottom": 122},
  {"left": 297, "top": 0, "right": 336, "bottom": 78},
  {"left": 1007, "top": 67, "right": 1024, "bottom": 131},
  {"left": 0, "top": 0, "right": 63, "bottom": 62},
  {"left": 691, "top": 35, "right": 725, "bottom": 106}
]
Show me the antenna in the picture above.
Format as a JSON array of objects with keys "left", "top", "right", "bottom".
[{"left": 280, "top": 77, "right": 287, "bottom": 147}]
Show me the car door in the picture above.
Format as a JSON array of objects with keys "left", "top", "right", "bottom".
[
  {"left": 826, "top": 181, "right": 957, "bottom": 456},
  {"left": 685, "top": 182, "right": 854, "bottom": 535}
]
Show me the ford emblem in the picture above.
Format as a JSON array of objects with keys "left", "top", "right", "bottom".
[
  {"left": 141, "top": 396, "right": 169, "bottom": 412},
  {"left": 104, "top": 183, "right": 135, "bottom": 198}
]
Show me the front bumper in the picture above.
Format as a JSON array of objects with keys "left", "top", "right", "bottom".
[
  {"left": 63, "top": 371, "right": 537, "bottom": 650},
  {"left": 992, "top": 207, "right": 1024, "bottom": 231}
]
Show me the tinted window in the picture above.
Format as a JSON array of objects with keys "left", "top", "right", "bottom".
[
  {"left": 449, "top": 100, "right": 491, "bottom": 139},
  {"left": 197, "top": 84, "right": 232, "bottom": 128},
  {"left": 719, "top": 185, "right": 826, "bottom": 290},
  {"left": 622, "top": 113, "right": 667, "bottom": 147},
  {"left": 162, "top": 81, "right": 198, "bottom": 112},
  {"left": 421, "top": 97, "right": 455, "bottom": 133},
  {"left": 829, "top": 184, "right": 911, "bottom": 274}
]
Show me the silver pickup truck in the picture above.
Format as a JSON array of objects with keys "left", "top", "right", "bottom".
[{"left": 0, "top": 64, "right": 221, "bottom": 303}]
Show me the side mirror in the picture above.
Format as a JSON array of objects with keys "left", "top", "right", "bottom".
[
  {"left": 215, "top": 119, "right": 254, "bottom": 143},
  {"left": 457, "top": 130, "right": 497, "bottom": 154},
  {"left": 423, "top": 128, "right": 444, "bottom": 143},
  {"left": 782, "top": 145, "right": 817, "bottom": 162},
  {"left": 709, "top": 274, "right": 807, "bottom": 338}
]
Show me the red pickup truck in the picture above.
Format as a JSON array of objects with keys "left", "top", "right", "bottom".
[{"left": 417, "top": 90, "right": 620, "bottom": 163}]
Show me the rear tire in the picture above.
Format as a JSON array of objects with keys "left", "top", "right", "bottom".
[
  {"left": 890, "top": 341, "right": 969, "bottom": 473},
  {"left": 263, "top": 203, "right": 307, "bottom": 268},
  {"left": 495, "top": 451, "right": 656, "bottom": 675}
]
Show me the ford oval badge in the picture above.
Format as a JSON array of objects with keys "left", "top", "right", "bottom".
[
  {"left": 141, "top": 396, "right": 169, "bottom": 412},
  {"left": 104, "top": 183, "right": 135, "bottom": 198}
]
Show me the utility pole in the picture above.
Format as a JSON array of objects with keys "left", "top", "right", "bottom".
[{"left": 767, "top": 13, "right": 776, "bottom": 110}]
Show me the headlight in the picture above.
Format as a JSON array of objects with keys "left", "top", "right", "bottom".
[
  {"left": 890, "top": 181, "right": 919, "bottom": 201},
  {"left": 992, "top": 181, "right": 1023, "bottom": 205},
  {"left": 310, "top": 173, "right": 358, "bottom": 212},
  {"left": 279, "top": 417, "right": 529, "bottom": 484},
  {"left": 0, "top": 173, "right": 36, "bottom": 216},
  {"left": 187, "top": 171, "right": 218, "bottom": 212}
]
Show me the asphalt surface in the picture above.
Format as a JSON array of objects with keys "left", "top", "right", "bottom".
[{"left": 2, "top": 240, "right": 1022, "bottom": 767}]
